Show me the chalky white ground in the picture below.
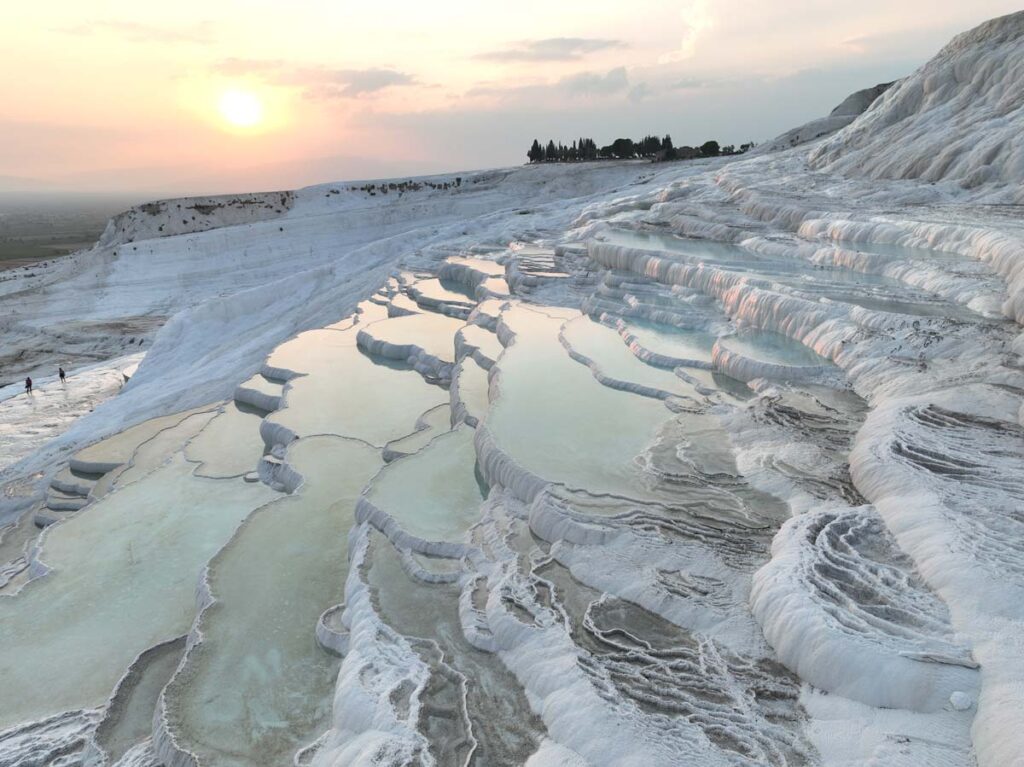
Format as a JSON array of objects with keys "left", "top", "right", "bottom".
[{"left": 3, "top": 11, "right": 1024, "bottom": 766}]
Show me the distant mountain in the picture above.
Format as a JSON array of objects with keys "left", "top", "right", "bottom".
[
  {"left": 30, "top": 154, "right": 459, "bottom": 199},
  {"left": 758, "top": 82, "right": 896, "bottom": 152},
  {"left": 0, "top": 175, "right": 55, "bottom": 193}
]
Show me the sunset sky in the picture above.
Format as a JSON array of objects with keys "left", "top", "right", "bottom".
[{"left": 2, "top": 1, "right": 1019, "bottom": 195}]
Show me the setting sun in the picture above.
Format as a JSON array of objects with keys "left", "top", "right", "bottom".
[{"left": 218, "top": 89, "right": 263, "bottom": 128}]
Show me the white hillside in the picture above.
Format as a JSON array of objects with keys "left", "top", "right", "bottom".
[
  {"left": 0, "top": 162, "right": 689, "bottom": 479},
  {"left": 809, "top": 11, "right": 1024, "bottom": 198},
  {"left": 97, "top": 191, "right": 296, "bottom": 248}
]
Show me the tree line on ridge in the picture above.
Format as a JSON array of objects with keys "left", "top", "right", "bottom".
[{"left": 527, "top": 135, "right": 755, "bottom": 163}]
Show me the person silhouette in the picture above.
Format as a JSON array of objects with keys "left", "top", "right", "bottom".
[
  {"left": 24, "top": 376, "right": 32, "bottom": 395},
  {"left": 59, "top": 367, "right": 66, "bottom": 384}
]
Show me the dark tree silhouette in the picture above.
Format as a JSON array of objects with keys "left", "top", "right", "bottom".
[
  {"left": 700, "top": 140, "right": 721, "bottom": 157},
  {"left": 527, "top": 134, "right": 723, "bottom": 164},
  {"left": 663, "top": 134, "right": 677, "bottom": 160},
  {"left": 610, "top": 138, "right": 635, "bottom": 158}
]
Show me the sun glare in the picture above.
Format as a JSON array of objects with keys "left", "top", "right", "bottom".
[{"left": 219, "top": 89, "right": 264, "bottom": 128}]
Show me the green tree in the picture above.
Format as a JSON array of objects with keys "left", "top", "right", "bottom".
[
  {"left": 700, "top": 140, "right": 720, "bottom": 157},
  {"left": 611, "top": 138, "right": 635, "bottom": 158},
  {"left": 662, "top": 134, "right": 676, "bottom": 161}
]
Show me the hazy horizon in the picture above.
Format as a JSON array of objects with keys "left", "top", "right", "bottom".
[{"left": 3, "top": 1, "right": 1021, "bottom": 197}]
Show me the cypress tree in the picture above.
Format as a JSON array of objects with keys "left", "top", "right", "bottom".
[{"left": 528, "top": 139, "right": 543, "bottom": 163}]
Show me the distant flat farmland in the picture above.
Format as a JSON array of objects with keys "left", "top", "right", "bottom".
[{"left": 0, "top": 191, "right": 141, "bottom": 270}]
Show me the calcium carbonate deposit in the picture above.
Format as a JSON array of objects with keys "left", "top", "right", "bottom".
[{"left": 2, "top": 11, "right": 1024, "bottom": 767}]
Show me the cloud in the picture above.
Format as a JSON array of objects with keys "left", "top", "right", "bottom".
[
  {"left": 660, "top": 1, "right": 715, "bottom": 63},
  {"left": 212, "top": 59, "right": 419, "bottom": 98},
  {"left": 305, "top": 69, "right": 418, "bottom": 98},
  {"left": 58, "top": 20, "right": 216, "bottom": 45},
  {"left": 668, "top": 75, "right": 715, "bottom": 90},
  {"left": 629, "top": 83, "right": 652, "bottom": 102},
  {"left": 475, "top": 37, "right": 626, "bottom": 62},
  {"left": 559, "top": 67, "right": 630, "bottom": 96},
  {"left": 466, "top": 66, "right": 631, "bottom": 104},
  {"left": 840, "top": 26, "right": 945, "bottom": 56}
]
